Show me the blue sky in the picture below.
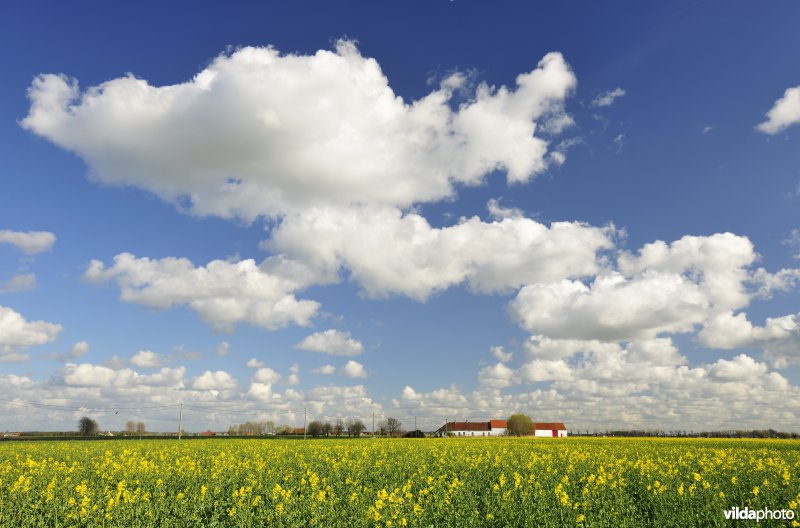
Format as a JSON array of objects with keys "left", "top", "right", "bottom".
[{"left": 1, "top": 1, "right": 799, "bottom": 433}]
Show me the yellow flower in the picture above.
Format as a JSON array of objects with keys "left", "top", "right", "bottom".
[{"left": 752, "top": 486, "right": 759, "bottom": 496}]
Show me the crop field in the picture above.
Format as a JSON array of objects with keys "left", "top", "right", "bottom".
[{"left": 0, "top": 437, "right": 798, "bottom": 527}]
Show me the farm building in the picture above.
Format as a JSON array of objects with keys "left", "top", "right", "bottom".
[
  {"left": 532, "top": 422, "right": 568, "bottom": 437},
  {"left": 435, "top": 420, "right": 507, "bottom": 437}
]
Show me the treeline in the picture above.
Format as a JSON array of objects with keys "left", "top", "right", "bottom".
[
  {"left": 227, "top": 417, "right": 413, "bottom": 438},
  {"left": 571, "top": 429, "right": 800, "bottom": 439}
]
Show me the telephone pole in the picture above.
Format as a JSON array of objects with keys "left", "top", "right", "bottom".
[
  {"left": 414, "top": 416, "right": 417, "bottom": 431},
  {"left": 303, "top": 407, "right": 307, "bottom": 440},
  {"left": 372, "top": 412, "right": 375, "bottom": 436},
  {"left": 178, "top": 403, "right": 183, "bottom": 440}
]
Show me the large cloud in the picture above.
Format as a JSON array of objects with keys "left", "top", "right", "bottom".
[
  {"left": 22, "top": 41, "right": 576, "bottom": 221},
  {"left": 699, "top": 310, "right": 800, "bottom": 367},
  {"left": 84, "top": 253, "right": 320, "bottom": 332},
  {"left": 756, "top": 85, "right": 800, "bottom": 135},
  {"left": 509, "top": 233, "right": 779, "bottom": 342},
  {"left": 0, "top": 230, "right": 55, "bottom": 255},
  {"left": 0, "top": 305, "right": 62, "bottom": 355},
  {"left": 268, "top": 204, "right": 615, "bottom": 300}
]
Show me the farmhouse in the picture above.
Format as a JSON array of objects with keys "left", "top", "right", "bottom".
[
  {"left": 532, "top": 422, "right": 568, "bottom": 438},
  {"left": 435, "top": 420, "right": 568, "bottom": 437},
  {"left": 435, "top": 420, "right": 507, "bottom": 437}
]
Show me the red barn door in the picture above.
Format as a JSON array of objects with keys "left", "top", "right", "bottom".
[{"left": 552, "top": 430, "right": 558, "bottom": 437}]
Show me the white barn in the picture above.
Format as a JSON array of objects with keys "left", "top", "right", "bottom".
[{"left": 533, "top": 422, "right": 568, "bottom": 437}]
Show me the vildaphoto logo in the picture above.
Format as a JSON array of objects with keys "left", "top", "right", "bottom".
[{"left": 723, "top": 507, "right": 796, "bottom": 522}]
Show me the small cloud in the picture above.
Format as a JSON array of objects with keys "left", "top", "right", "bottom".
[
  {"left": 130, "top": 350, "right": 167, "bottom": 368},
  {"left": 173, "top": 344, "right": 202, "bottom": 361},
  {"left": 340, "top": 360, "right": 368, "bottom": 378},
  {"left": 295, "top": 329, "right": 364, "bottom": 356},
  {"left": 756, "top": 86, "right": 800, "bottom": 135},
  {"left": 50, "top": 340, "right": 90, "bottom": 362},
  {"left": 0, "top": 230, "right": 56, "bottom": 255},
  {"left": 592, "top": 87, "right": 626, "bottom": 108},
  {"left": 215, "top": 341, "right": 230, "bottom": 357},
  {"left": 487, "top": 199, "right": 523, "bottom": 220},
  {"left": 245, "top": 358, "right": 265, "bottom": 368},
  {"left": 0, "top": 352, "right": 30, "bottom": 363},
  {"left": 702, "top": 125, "right": 716, "bottom": 134},
  {"left": 491, "top": 345, "right": 513, "bottom": 363},
  {"left": 782, "top": 229, "right": 800, "bottom": 259},
  {"left": 312, "top": 364, "right": 336, "bottom": 375},
  {"left": 0, "top": 273, "right": 37, "bottom": 293},
  {"left": 613, "top": 133, "right": 625, "bottom": 151},
  {"left": 253, "top": 367, "right": 281, "bottom": 384},
  {"left": 287, "top": 362, "right": 300, "bottom": 385}
]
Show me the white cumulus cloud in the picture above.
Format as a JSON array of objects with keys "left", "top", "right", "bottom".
[
  {"left": 130, "top": 350, "right": 167, "bottom": 368},
  {"left": 84, "top": 253, "right": 320, "bottom": 332},
  {"left": 756, "top": 86, "right": 800, "bottom": 135},
  {"left": 340, "top": 360, "right": 368, "bottom": 378},
  {"left": 268, "top": 204, "right": 615, "bottom": 300},
  {"left": 191, "top": 370, "right": 238, "bottom": 391},
  {"left": 0, "top": 305, "right": 62, "bottom": 352},
  {"left": 22, "top": 42, "right": 576, "bottom": 221},
  {"left": 0, "top": 230, "right": 55, "bottom": 255},
  {"left": 296, "top": 329, "right": 364, "bottom": 356}
]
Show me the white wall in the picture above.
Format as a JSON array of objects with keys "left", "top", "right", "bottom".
[{"left": 534, "top": 429, "right": 567, "bottom": 437}]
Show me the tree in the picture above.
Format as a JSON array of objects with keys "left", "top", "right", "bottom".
[
  {"left": 322, "top": 422, "right": 332, "bottom": 437},
  {"left": 126, "top": 421, "right": 136, "bottom": 435},
  {"left": 404, "top": 430, "right": 425, "bottom": 438},
  {"left": 78, "top": 416, "right": 99, "bottom": 437},
  {"left": 506, "top": 414, "right": 533, "bottom": 436},
  {"left": 136, "top": 422, "right": 146, "bottom": 435},
  {"left": 377, "top": 419, "right": 388, "bottom": 436},
  {"left": 386, "top": 417, "right": 403, "bottom": 437},
  {"left": 333, "top": 419, "right": 344, "bottom": 437},
  {"left": 307, "top": 420, "right": 324, "bottom": 438},
  {"left": 346, "top": 418, "right": 366, "bottom": 437}
]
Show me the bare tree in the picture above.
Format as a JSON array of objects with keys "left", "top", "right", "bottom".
[
  {"left": 136, "top": 422, "right": 146, "bottom": 435},
  {"left": 322, "top": 422, "right": 332, "bottom": 437},
  {"left": 78, "top": 416, "right": 99, "bottom": 437},
  {"left": 333, "top": 419, "right": 344, "bottom": 437},
  {"left": 377, "top": 419, "right": 388, "bottom": 436},
  {"left": 126, "top": 421, "right": 136, "bottom": 435},
  {"left": 346, "top": 418, "right": 366, "bottom": 437},
  {"left": 386, "top": 417, "right": 403, "bottom": 437}
]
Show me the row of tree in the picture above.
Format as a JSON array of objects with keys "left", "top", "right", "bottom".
[{"left": 226, "top": 417, "right": 407, "bottom": 437}]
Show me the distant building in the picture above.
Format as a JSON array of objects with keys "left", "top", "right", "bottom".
[
  {"left": 199, "top": 431, "right": 217, "bottom": 436},
  {"left": 532, "top": 422, "right": 568, "bottom": 437},
  {"left": 434, "top": 420, "right": 568, "bottom": 438},
  {"left": 436, "top": 420, "right": 507, "bottom": 437}
]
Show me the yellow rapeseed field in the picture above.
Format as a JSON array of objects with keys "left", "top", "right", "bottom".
[{"left": 0, "top": 437, "right": 798, "bottom": 527}]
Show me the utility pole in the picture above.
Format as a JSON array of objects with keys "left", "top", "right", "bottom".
[
  {"left": 372, "top": 412, "right": 375, "bottom": 436},
  {"left": 178, "top": 403, "right": 183, "bottom": 440},
  {"left": 414, "top": 416, "right": 417, "bottom": 431},
  {"left": 303, "top": 407, "right": 307, "bottom": 440}
]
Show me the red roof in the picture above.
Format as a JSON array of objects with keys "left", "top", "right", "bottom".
[
  {"left": 533, "top": 422, "right": 566, "bottom": 430},
  {"left": 443, "top": 421, "right": 489, "bottom": 432},
  {"left": 489, "top": 420, "right": 507, "bottom": 429}
]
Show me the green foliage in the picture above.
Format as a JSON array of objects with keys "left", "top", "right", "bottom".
[{"left": 506, "top": 413, "right": 533, "bottom": 436}]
